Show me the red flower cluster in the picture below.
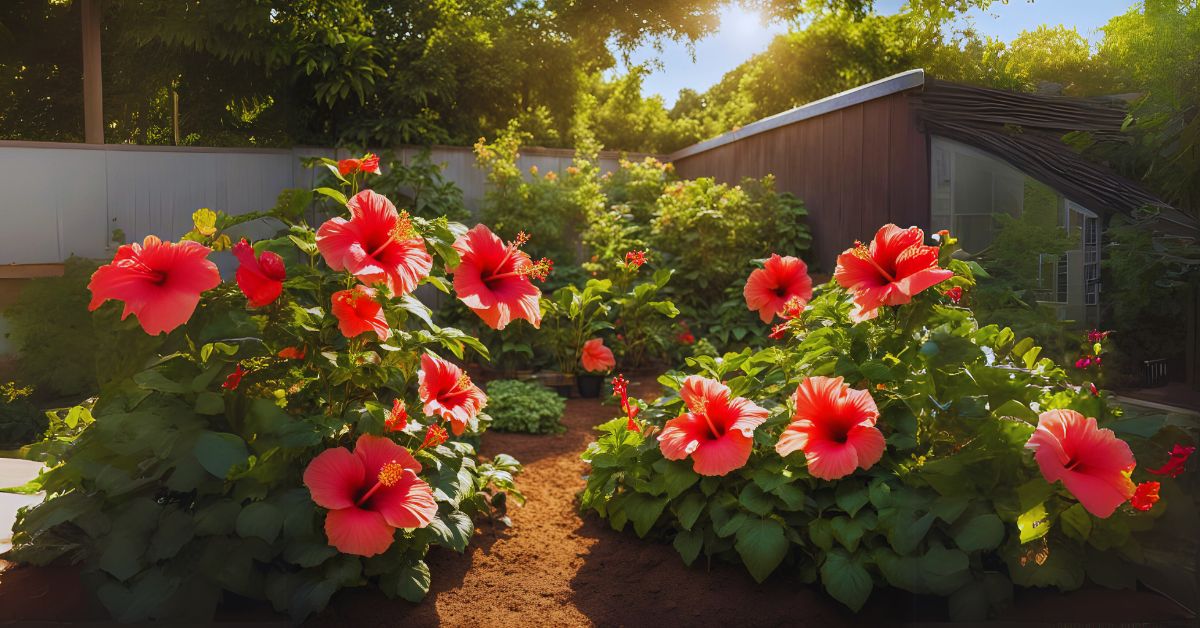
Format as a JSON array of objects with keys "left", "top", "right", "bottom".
[
  {"left": 625, "top": 250, "right": 648, "bottom": 270},
  {"left": 944, "top": 286, "right": 963, "bottom": 304},
  {"left": 337, "top": 153, "right": 381, "bottom": 176},
  {"left": 222, "top": 363, "right": 248, "bottom": 390},
  {"left": 1147, "top": 444, "right": 1195, "bottom": 478},
  {"left": 1075, "top": 355, "right": 1102, "bottom": 370},
  {"left": 1087, "top": 329, "right": 1111, "bottom": 343},
  {"left": 1131, "top": 481, "right": 1161, "bottom": 511}
]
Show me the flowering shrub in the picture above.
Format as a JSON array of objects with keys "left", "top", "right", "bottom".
[
  {"left": 580, "top": 224, "right": 1196, "bottom": 620},
  {"left": 8, "top": 164, "right": 532, "bottom": 621}
]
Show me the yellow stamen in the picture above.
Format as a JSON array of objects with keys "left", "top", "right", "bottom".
[{"left": 377, "top": 460, "right": 405, "bottom": 487}]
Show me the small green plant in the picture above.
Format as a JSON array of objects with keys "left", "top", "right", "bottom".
[
  {"left": 485, "top": 380, "right": 566, "bottom": 434},
  {"left": 0, "top": 381, "right": 46, "bottom": 447}
]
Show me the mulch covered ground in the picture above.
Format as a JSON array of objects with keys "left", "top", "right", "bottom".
[{"left": 0, "top": 374, "right": 1194, "bottom": 626}]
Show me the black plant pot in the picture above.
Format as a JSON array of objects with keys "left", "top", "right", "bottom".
[
  {"left": 553, "top": 384, "right": 574, "bottom": 398},
  {"left": 577, "top": 374, "right": 604, "bottom": 398}
]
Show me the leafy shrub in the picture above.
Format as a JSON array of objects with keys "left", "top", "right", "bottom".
[
  {"left": 651, "top": 176, "right": 810, "bottom": 313},
  {"left": 3, "top": 257, "right": 164, "bottom": 399},
  {"left": 9, "top": 158, "right": 532, "bottom": 622},
  {"left": 580, "top": 226, "right": 1195, "bottom": 620},
  {"left": 485, "top": 380, "right": 566, "bottom": 434},
  {"left": 369, "top": 149, "right": 471, "bottom": 222},
  {"left": 0, "top": 382, "right": 46, "bottom": 447}
]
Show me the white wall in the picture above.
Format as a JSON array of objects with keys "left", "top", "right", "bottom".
[{"left": 0, "top": 142, "right": 644, "bottom": 265}]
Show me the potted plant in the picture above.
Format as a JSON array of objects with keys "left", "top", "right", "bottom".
[
  {"left": 543, "top": 278, "right": 613, "bottom": 397},
  {"left": 578, "top": 338, "right": 615, "bottom": 397}
]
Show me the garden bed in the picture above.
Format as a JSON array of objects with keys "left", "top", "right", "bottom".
[{"left": 0, "top": 376, "right": 1193, "bottom": 626}]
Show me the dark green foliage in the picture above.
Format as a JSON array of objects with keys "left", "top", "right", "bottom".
[
  {"left": 368, "top": 149, "right": 471, "bottom": 223},
  {"left": 485, "top": 380, "right": 566, "bottom": 434},
  {"left": 0, "top": 382, "right": 46, "bottom": 447},
  {"left": 3, "top": 257, "right": 165, "bottom": 399}
]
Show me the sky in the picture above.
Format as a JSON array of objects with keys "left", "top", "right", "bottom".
[{"left": 626, "top": 0, "right": 1139, "bottom": 107}]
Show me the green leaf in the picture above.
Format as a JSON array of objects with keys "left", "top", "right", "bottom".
[
  {"left": 624, "top": 493, "right": 669, "bottom": 538},
  {"left": 236, "top": 502, "right": 284, "bottom": 544},
  {"left": 809, "top": 518, "right": 835, "bottom": 551},
  {"left": 821, "top": 550, "right": 873, "bottom": 611},
  {"left": 314, "top": 186, "right": 348, "bottom": 206},
  {"left": 1017, "top": 502, "right": 1051, "bottom": 544},
  {"left": 193, "top": 432, "right": 250, "bottom": 479},
  {"left": 918, "top": 545, "right": 971, "bottom": 595},
  {"left": 953, "top": 514, "right": 1005, "bottom": 552},
  {"left": 675, "top": 493, "right": 705, "bottom": 531},
  {"left": 735, "top": 517, "right": 789, "bottom": 583},
  {"left": 429, "top": 510, "right": 474, "bottom": 552},
  {"left": 380, "top": 560, "right": 431, "bottom": 603},
  {"left": 1060, "top": 503, "right": 1092, "bottom": 541},
  {"left": 655, "top": 458, "right": 699, "bottom": 499},
  {"left": 194, "top": 391, "right": 225, "bottom": 415},
  {"left": 831, "top": 516, "right": 864, "bottom": 552},
  {"left": 283, "top": 542, "right": 338, "bottom": 568},
  {"left": 835, "top": 480, "right": 869, "bottom": 517},
  {"left": 673, "top": 529, "right": 704, "bottom": 566},
  {"left": 738, "top": 483, "right": 774, "bottom": 516}
]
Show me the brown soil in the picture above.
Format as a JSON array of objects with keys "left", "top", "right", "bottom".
[{"left": 0, "top": 376, "right": 1195, "bottom": 626}]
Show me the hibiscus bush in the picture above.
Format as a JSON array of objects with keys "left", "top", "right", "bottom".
[
  {"left": 7, "top": 156, "right": 541, "bottom": 622},
  {"left": 580, "top": 225, "right": 1197, "bottom": 620}
]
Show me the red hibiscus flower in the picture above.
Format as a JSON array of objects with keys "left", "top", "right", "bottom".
[
  {"left": 232, "top": 238, "right": 286, "bottom": 307},
  {"left": 331, "top": 286, "right": 391, "bottom": 342},
  {"left": 317, "top": 190, "right": 433, "bottom": 296},
  {"left": 449, "top": 225, "right": 545, "bottom": 330},
  {"left": 418, "top": 354, "right": 487, "bottom": 436},
  {"left": 303, "top": 435, "right": 436, "bottom": 557},
  {"left": 222, "top": 363, "right": 248, "bottom": 390},
  {"left": 833, "top": 224, "right": 954, "bottom": 322},
  {"left": 1025, "top": 409, "right": 1136, "bottom": 518},
  {"left": 776, "top": 376, "right": 885, "bottom": 481},
  {"left": 278, "top": 346, "right": 306, "bottom": 360},
  {"left": 1147, "top": 444, "right": 1195, "bottom": 478},
  {"left": 658, "top": 376, "right": 768, "bottom": 476},
  {"left": 420, "top": 424, "right": 449, "bottom": 450},
  {"left": 337, "top": 153, "right": 382, "bottom": 176},
  {"left": 385, "top": 399, "right": 408, "bottom": 432},
  {"left": 743, "top": 254, "right": 813, "bottom": 324},
  {"left": 1131, "top": 481, "right": 1160, "bottom": 511},
  {"left": 87, "top": 235, "right": 221, "bottom": 335},
  {"left": 581, "top": 338, "right": 616, "bottom": 373},
  {"left": 613, "top": 374, "right": 640, "bottom": 432}
]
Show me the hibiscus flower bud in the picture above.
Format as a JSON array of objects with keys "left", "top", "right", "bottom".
[
  {"left": 385, "top": 399, "right": 408, "bottom": 432},
  {"left": 421, "top": 424, "right": 449, "bottom": 450},
  {"left": 222, "top": 364, "right": 248, "bottom": 390}
]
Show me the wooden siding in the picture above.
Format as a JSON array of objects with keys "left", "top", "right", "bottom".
[{"left": 671, "top": 91, "right": 929, "bottom": 271}]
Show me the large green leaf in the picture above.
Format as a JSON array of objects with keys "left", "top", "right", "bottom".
[
  {"left": 380, "top": 560, "right": 431, "bottom": 603},
  {"left": 953, "top": 514, "right": 1005, "bottom": 552},
  {"left": 735, "top": 517, "right": 789, "bottom": 583},
  {"left": 236, "top": 502, "right": 284, "bottom": 544},
  {"left": 624, "top": 493, "right": 669, "bottom": 537},
  {"left": 820, "top": 550, "right": 873, "bottom": 611},
  {"left": 193, "top": 432, "right": 250, "bottom": 479}
]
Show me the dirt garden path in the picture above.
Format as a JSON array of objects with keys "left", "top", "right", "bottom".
[{"left": 0, "top": 375, "right": 1192, "bottom": 626}]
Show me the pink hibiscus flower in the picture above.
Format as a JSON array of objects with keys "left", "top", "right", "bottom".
[
  {"left": 775, "top": 376, "right": 885, "bottom": 481},
  {"left": 303, "top": 435, "right": 437, "bottom": 557},
  {"left": 87, "top": 235, "right": 220, "bottom": 335},
  {"left": 658, "top": 376, "right": 768, "bottom": 476},
  {"left": 1025, "top": 409, "right": 1136, "bottom": 518},
  {"left": 449, "top": 225, "right": 545, "bottom": 330},
  {"left": 317, "top": 190, "right": 433, "bottom": 296},
  {"left": 581, "top": 338, "right": 616, "bottom": 373},
  {"left": 418, "top": 354, "right": 487, "bottom": 436}
]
